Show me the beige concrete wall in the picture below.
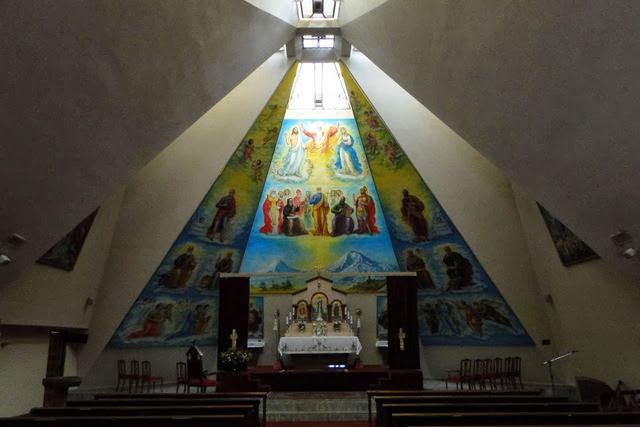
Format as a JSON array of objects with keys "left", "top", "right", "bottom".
[
  {"left": 0, "top": 333, "right": 47, "bottom": 417},
  {"left": 1, "top": 0, "right": 296, "bottom": 285},
  {"left": 513, "top": 186, "right": 640, "bottom": 387},
  {"left": 0, "top": 189, "right": 125, "bottom": 328},
  {"left": 343, "top": 52, "right": 552, "bottom": 383},
  {"left": 77, "top": 52, "right": 295, "bottom": 381},
  {"left": 342, "top": 0, "right": 640, "bottom": 281}
]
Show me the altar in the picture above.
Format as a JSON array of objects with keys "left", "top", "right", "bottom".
[
  {"left": 278, "top": 327, "right": 362, "bottom": 368},
  {"left": 278, "top": 275, "right": 362, "bottom": 369}
]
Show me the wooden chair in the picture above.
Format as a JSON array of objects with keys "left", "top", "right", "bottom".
[
  {"left": 492, "top": 357, "right": 504, "bottom": 390},
  {"left": 115, "top": 359, "right": 131, "bottom": 392},
  {"left": 502, "top": 356, "right": 513, "bottom": 389},
  {"left": 140, "top": 360, "right": 163, "bottom": 393},
  {"left": 176, "top": 362, "right": 188, "bottom": 393},
  {"left": 128, "top": 360, "right": 141, "bottom": 393},
  {"left": 187, "top": 371, "right": 221, "bottom": 393},
  {"left": 445, "top": 358, "right": 473, "bottom": 390},
  {"left": 511, "top": 356, "right": 523, "bottom": 389}
]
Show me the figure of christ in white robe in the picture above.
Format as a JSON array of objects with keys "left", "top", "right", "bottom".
[{"left": 278, "top": 127, "right": 306, "bottom": 177}]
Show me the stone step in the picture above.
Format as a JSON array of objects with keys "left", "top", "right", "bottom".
[{"left": 268, "top": 410, "right": 369, "bottom": 422}]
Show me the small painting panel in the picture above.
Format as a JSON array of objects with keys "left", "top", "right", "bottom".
[
  {"left": 538, "top": 204, "right": 599, "bottom": 267},
  {"left": 248, "top": 296, "right": 264, "bottom": 340},
  {"left": 37, "top": 209, "right": 99, "bottom": 271},
  {"left": 376, "top": 295, "right": 388, "bottom": 341}
]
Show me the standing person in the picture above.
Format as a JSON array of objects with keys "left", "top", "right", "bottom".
[
  {"left": 309, "top": 187, "right": 330, "bottom": 236},
  {"left": 334, "top": 126, "right": 363, "bottom": 176},
  {"left": 353, "top": 186, "right": 379, "bottom": 234},
  {"left": 401, "top": 189, "right": 429, "bottom": 242},
  {"left": 207, "top": 189, "right": 236, "bottom": 243},
  {"left": 278, "top": 126, "right": 307, "bottom": 177},
  {"left": 259, "top": 190, "right": 278, "bottom": 234}
]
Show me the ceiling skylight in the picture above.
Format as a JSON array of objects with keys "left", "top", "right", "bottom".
[{"left": 296, "top": 0, "right": 341, "bottom": 20}]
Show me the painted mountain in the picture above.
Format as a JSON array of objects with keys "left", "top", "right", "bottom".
[{"left": 326, "top": 250, "right": 396, "bottom": 273}]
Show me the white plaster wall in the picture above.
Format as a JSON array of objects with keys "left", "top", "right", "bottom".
[
  {"left": 77, "top": 53, "right": 295, "bottom": 378},
  {"left": 344, "top": 52, "right": 551, "bottom": 383},
  {"left": 0, "top": 189, "right": 125, "bottom": 328},
  {"left": 513, "top": 186, "right": 640, "bottom": 387}
]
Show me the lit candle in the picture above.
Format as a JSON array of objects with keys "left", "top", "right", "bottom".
[{"left": 357, "top": 318, "right": 361, "bottom": 328}]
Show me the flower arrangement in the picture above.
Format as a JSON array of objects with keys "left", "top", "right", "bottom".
[
  {"left": 219, "top": 348, "right": 251, "bottom": 372},
  {"left": 312, "top": 320, "right": 327, "bottom": 336},
  {"left": 297, "top": 321, "right": 306, "bottom": 332}
]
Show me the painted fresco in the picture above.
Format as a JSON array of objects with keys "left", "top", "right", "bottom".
[
  {"left": 538, "top": 203, "right": 599, "bottom": 267},
  {"left": 108, "top": 64, "right": 298, "bottom": 347},
  {"left": 376, "top": 295, "right": 388, "bottom": 340},
  {"left": 240, "top": 117, "right": 400, "bottom": 285},
  {"left": 250, "top": 273, "right": 386, "bottom": 294},
  {"left": 248, "top": 297, "right": 264, "bottom": 340},
  {"left": 341, "top": 63, "right": 532, "bottom": 346}
]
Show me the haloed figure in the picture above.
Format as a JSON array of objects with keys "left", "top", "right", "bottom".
[{"left": 207, "top": 189, "right": 237, "bottom": 243}]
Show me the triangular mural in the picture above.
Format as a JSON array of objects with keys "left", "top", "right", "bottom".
[
  {"left": 340, "top": 63, "right": 532, "bottom": 345},
  {"left": 108, "top": 64, "right": 298, "bottom": 347},
  {"left": 109, "top": 60, "right": 532, "bottom": 348}
]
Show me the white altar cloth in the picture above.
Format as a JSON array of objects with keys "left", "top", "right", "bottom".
[{"left": 278, "top": 336, "right": 362, "bottom": 357}]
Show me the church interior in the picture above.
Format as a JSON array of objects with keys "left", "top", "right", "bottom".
[{"left": 2, "top": 0, "right": 640, "bottom": 424}]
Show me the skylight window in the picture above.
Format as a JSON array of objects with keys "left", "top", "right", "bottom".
[
  {"left": 302, "top": 35, "right": 335, "bottom": 49},
  {"left": 288, "top": 62, "right": 350, "bottom": 111},
  {"left": 296, "top": 0, "right": 341, "bottom": 20}
]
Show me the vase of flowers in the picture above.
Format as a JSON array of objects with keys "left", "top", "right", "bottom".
[{"left": 219, "top": 348, "right": 251, "bottom": 373}]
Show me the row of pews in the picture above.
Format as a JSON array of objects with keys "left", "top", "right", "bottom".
[
  {"left": 0, "top": 391, "right": 269, "bottom": 427},
  {"left": 368, "top": 389, "right": 640, "bottom": 427}
]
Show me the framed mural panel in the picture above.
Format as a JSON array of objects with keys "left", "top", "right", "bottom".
[
  {"left": 37, "top": 209, "right": 98, "bottom": 271},
  {"left": 538, "top": 204, "right": 599, "bottom": 267}
]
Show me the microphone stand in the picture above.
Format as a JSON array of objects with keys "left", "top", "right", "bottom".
[{"left": 543, "top": 350, "right": 578, "bottom": 395}]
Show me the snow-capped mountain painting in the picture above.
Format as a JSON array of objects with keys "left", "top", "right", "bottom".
[{"left": 326, "top": 251, "right": 397, "bottom": 273}]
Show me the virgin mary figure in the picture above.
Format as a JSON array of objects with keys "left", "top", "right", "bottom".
[
  {"left": 334, "top": 127, "right": 363, "bottom": 176},
  {"left": 278, "top": 127, "right": 307, "bottom": 177}
]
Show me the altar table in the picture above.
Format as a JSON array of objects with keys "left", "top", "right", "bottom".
[{"left": 278, "top": 336, "right": 362, "bottom": 368}]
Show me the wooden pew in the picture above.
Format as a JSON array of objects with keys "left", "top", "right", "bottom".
[
  {"left": 0, "top": 414, "right": 246, "bottom": 427},
  {"left": 366, "top": 389, "right": 543, "bottom": 425},
  {"left": 390, "top": 411, "right": 640, "bottom": 427},
  {"left": 372, "top": 395, "right": 569, "bottom": 426},
  {"left": 379, "top": 402, "right": 600, "bottom": 427},
  {"left": 92, "top": 391, "right": 268, "bottom": 424},
  {"left": 35, "top": 400, "right": 260, "bottom": 427}
]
